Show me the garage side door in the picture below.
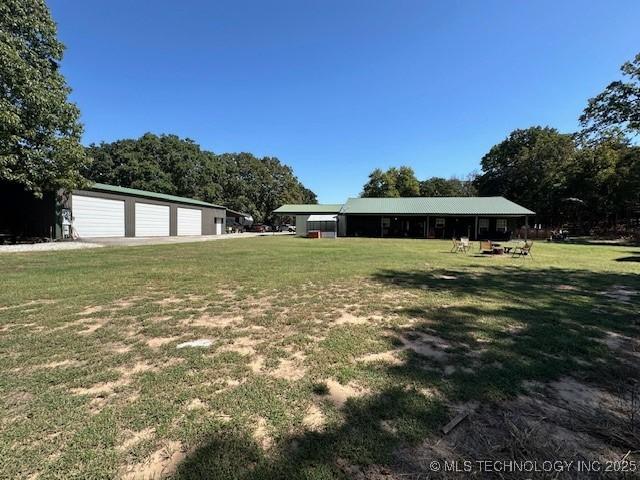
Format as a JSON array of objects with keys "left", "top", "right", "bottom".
[
  {"left": 135, "top": 203, "right": 170, "bottom": 237},
  {"left": 72, "top": 195, "right": 125, "bottom": 238},
  {"left": 177, "top": 207, "right": 202, "bottom": 236}
]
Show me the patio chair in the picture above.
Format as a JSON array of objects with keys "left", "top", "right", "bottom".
[
  {"left": 451, "top": 238, "right": 466, "bottom": 253},
  {"left": 512, "top": 240, "right": 533, "bottom": 258},
  {"left": 460, "top": 237, "right": 471, "bottom": 253}
]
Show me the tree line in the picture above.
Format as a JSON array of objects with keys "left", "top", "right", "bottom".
[
  {"left": 362, "top": 167, "right": 477, "bottom": 198},
  {"left": 84, "top": 134, "right": 316, "bottom": 223},
  {"left": 362, "top": 53, "right": 640, "bottom": 231}
]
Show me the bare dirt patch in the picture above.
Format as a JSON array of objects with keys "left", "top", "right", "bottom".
[
  {"left": 356, "top": 350, "right": 403, "bottom": 366},
  {"left": 105, "top": 343, "right": 133, "bottom": 354},
  {"left": 154, "top": 296, "right": 184, "bottom": 306},
  {"left": 322, "top": 379, "right": 370, "bottom": 409},
  {"left": 334, "top": 311, "right": 369, "bottom": 326},
  {"left": 249, "top": 356, "right": 265, "bottom": 374},
  {"left": 252, "top": 416, "right": 273, "bottom": 450},
  {"left": 219, "top": 336, "right": 260, "bottom": 356},
  {"left": 79, "top": 305, "right": 103, "bottom": 316},
  {"left": 70, "top": 361, "right": 160, "bottom": 401},
  {"left": 550, "top": 377, "right": 620, "bottom": 412},
  {"left": 120, "top": 440, "right": 189, "bottom": 479},
  {"left": 212, "top": 378, "right": 243, "bottom": 394},
  {"left": 76, "top": 318, "right": 110, "bottom": 335},
  {"left": 394, "top": 386, "right": 634, "bottom": 478},
  {"left": 186, "top": 398, "right": 206, "bottom": 411},
  {"left": 186, "top": 314, "right": 242, "bottom": 328},
  {"left": 146, "top": 336, "right": 180, "bottom": 349},
  {"left": 302, "top": 404, "right": 326, "bottom": 431},
  {"left": 37, "top": 359, "right": 82, "bottom": 369},
  {"left": 71, "top": 379, "right": 128, "bottom": 398},
  {"left": 270, "top": 356, "right": 306, "bottom": 381},
  {"left": 398, "top": 331, "right": 450, "bottom": 362}
]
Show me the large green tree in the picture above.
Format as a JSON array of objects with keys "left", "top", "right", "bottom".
[
  {"left": 361, "top": 166, "right": 419, "bottom": 197},
  {"left": 474, "top": 127, "right": 575, "bottom": 224},
  {"left": 84, "top": 133, "right": 316, "bottom": 223},
  {"left": 580, "top": 52, "right": 640, "bottom": 141},
  {"left": 419, "top": 176, "right": 477, "bottom": 197},
  {"left": 0, "top": 0, "right": 86, "bottom": 195}
]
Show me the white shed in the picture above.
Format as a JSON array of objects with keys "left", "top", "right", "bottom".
[{"left": 307, "top": 214, "right": 338, "bottom": 238}]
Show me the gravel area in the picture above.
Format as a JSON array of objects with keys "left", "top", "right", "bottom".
[
  {"left": 0, "top": 242, "right": 103, "bottom": 254},
  {"left": 0, "top": 232, "right": 293, "bottom": 253}
]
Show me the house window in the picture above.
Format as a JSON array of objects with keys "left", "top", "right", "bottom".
[
  {"left": 435, "top": 218, "right": 445, "bottom": 228},
  {"left": 496, "top": 218, "right": 508, "bottom": 232},
  {"left": 479, "top": 218, "right": 489, "bottom": 234}
]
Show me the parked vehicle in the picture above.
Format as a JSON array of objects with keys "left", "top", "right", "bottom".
[{"left": 248, "top": 224, "right": 271, "bottom": 233}]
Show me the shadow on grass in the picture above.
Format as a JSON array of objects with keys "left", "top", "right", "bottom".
[
  {"left": 615, "top": 250, "right": 640, "bottom": 262},
  {"left": 174, "top": 266, "right": 639, "bottom": 479}
]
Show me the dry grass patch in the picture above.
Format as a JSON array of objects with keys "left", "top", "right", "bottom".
[
  {"left": 120, "top": 440, "right": 189, "bottom": 479},
  {"left": 117, "top": 427, "right": 156, "bottom": 452},
  {"left": 186, "top": 313, "right": 242, "bottom": 328},
  {"left": 356, "top": 350, "right": 404, "bottom": 366}
]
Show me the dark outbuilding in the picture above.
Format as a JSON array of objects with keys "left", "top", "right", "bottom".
[{"left": 1, "top": 181, "right": 228, "bottom": 241}]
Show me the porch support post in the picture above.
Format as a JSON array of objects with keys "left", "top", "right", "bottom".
[
  {"left": 380, "top": 216, "right": 383, "bottom": 238},
  {"left": 524, "top": 216, "right": 528, "bottom": 240},
  {"left": 426, "top": 216, "right": 430, "bottom": 239},
  {"left": 423, "top": 217, "right": 427, "bottom": 238},
  {"left": 474, "top": 216, "right": 479, "bottom": 241}
]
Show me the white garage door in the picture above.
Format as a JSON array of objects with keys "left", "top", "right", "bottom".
[
  {"left": 72, "top": 195, "right": 125, "bottom": 238},
  {"left": 135, "top": 203, "right": 170, "bottom": 237},
  {"left": 177, "top": 207, "right": 202, "bottom": 236}
]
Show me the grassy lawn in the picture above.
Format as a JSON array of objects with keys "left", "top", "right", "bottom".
[{"left": 1, "top": 237, "right": 638, "bottom": 479}]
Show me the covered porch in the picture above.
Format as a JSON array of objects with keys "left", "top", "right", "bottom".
[{"left": 345, "top": 214, "right": 530, "bottom": 240}]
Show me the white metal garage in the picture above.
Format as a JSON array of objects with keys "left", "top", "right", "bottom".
[
  {"left": 72, "top": 195, "right": 125, "bottom": 237},
  {"left": 135, "top": 203, "right": 170, "bottom": 237},
  {"left": 177, "top": 207, "right": 202, "bottom": 236}
]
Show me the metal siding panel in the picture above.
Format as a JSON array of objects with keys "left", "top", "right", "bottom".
[
  {"left": 202, "top": 209, "right": 214, "bottom": 235},
  {"left": 72, "top": 195, "right": 125, "bottom": 237},
  {"left": 295, "top": 215, "right": 309, "bottom": 236}
]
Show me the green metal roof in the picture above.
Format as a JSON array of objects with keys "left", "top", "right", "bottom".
[
  {"left": 88, "top": 183, "right": 225, "bottom": 209},
  {"left": 273, "top": 204, "right": 344, "bottom": 214},
  {"left": 340, "top": 197, "right": 535, "bottom": 215}
]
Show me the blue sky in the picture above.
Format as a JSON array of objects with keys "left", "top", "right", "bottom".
[{"left": 49, "top": 0, "right": 639, "bottom": 203}]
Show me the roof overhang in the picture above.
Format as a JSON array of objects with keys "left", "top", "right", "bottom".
[
  {"left": 308, "top": 214, "right": 338, "bottom": 222},
  {"left": 273, "top": 204, "right": 344, "bottom": 215}
]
